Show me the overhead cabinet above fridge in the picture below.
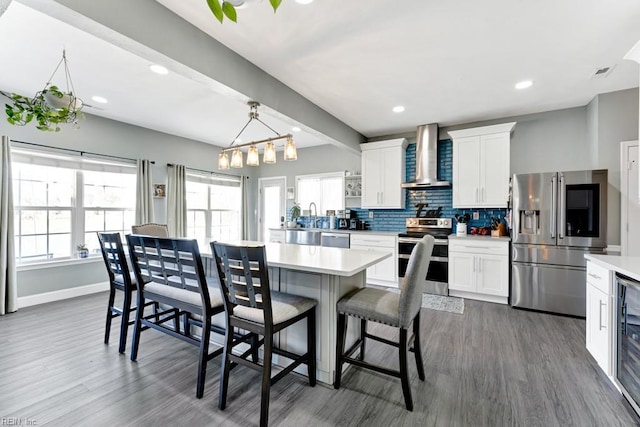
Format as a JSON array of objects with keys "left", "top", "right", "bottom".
[{"left": 448, "top": 122, "right": 516, "bottom": 208}]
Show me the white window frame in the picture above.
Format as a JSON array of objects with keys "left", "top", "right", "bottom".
[
  {"left": 295, "top": 171, "right": 345, "bottom": 215},
  {"left": 11, "top": 147, "right": 136, "bottom": 264},
  {"left": 186, "top": 171, "right": 242, "bottom": 248}
]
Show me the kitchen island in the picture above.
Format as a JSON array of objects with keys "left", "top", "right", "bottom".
[{"left": 204, "top": 242, "right": 391, "bottom": 385}]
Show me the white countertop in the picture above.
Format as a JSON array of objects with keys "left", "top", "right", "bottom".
[
  {"left": 205, "top": 241, "right": 391, "bottom": 277},
  {"left": 269, "top": 227, "right": 400, "bottom": 236},
  {"left": 585, "top": 254, "right": 640, "bottom": 282},
  {"left": 448, "top": 234, "right": 511, "bottom": 242}
]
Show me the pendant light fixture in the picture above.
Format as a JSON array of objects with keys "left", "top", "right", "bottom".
[
  {"left": 217, "top": 101, "right": 298, "bottom": 170},
  {"left": 263, "top": 141, "right": 277, "bottom": 164},
  {"left": 284, "top": 136, "right": 298, "bottom": 161}
]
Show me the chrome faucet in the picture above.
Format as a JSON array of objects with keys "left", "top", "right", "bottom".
[{"left": 309, "top": 202, "right": 318, "bottom": 228}]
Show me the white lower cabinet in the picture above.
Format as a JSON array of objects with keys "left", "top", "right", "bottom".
[
  {"left": 585, "top": 260, "right": 613, "bottom": 376},
  {"left": 350, "top": 233, "right": 398, "bottom": 287},
  {"left": 448, "top": 237, "right": 509, "bottom": 304}
]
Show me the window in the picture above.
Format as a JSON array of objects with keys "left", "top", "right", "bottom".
[
  {"left": 186, "top": 172, "right": 242, "bottom": 251},
  {"left": 296, "top": 172, "right": 344, "bottom": 214},
  {"left": 12, "top": 147, "right": 136, "bottom": 263}
]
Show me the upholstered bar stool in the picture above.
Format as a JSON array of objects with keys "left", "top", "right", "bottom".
[
  {"left": 334, "top": 234, "right": 434, "bottom": 411},
  {"left": 211, "top": 241, "right": 317, "bottom": 427}
]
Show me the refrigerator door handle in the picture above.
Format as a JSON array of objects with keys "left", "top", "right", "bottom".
[
  {"left": 551, "top": 175, "right": 557, "bottom": 238},
  {"left": 559, "top": 173, "right": 566, "bottom": 239}
]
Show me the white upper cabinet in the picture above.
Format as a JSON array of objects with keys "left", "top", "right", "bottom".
[
  {"left": 360, "top": 138, "right": 408, "bottom": 209},
  {"left": 449, "top": 122, "right": 515, "bottom": 208}
]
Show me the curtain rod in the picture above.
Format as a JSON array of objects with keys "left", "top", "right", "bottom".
[
  {"left": 10, "top": 139, "right": 155, "bottom": 164},
  {"left": 166, "top": 163, "right": 246, "bottom": 179}
]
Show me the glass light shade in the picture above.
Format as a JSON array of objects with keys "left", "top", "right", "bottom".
[
  {"left": 218, "top": 152, "right": 230, "bottom": 170},
  {"left": 230, "top": 148, "right": 243, "bottom": 168},
  {"left": 284, "top": 137, "right": 297, "bottom": 161},
  {"left": 247, "top": 145, "right": 259, "bottom": 166},
  {"left": 263, "top": 141, "right": 277, "bottom": 164}
]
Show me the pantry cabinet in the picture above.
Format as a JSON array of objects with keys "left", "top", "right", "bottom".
[
  {"left": 448, "top": 236, "right": 509, "bottom": 304},
  {"left": 449, "top": 122, "right": 515, "bottom": 208},
  {"left": 360, "top": 139, "right": 408, "bottom": 209}
]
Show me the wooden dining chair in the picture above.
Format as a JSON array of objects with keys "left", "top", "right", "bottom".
[
  {"left": 334, "top": 234, "right": 434, "bottom": 411},
  {"left": 211, "top": 241, "right": 317, "bottom": 427},
  {"left": 127, "top": 234, "right": 229, "bottom": 398},
  {"left": 97, "top": 232, "right": 157, "bottom": 354}
]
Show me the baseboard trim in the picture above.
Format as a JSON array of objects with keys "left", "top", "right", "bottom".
[{"left": 18, "top": 282, "right": 109, "bottom": 309}]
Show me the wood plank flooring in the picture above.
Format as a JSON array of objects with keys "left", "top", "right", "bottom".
[{"left": 1, "top": 292, "right": 638, "bottom": 426}]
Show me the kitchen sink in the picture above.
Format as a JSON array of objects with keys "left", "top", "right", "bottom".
[{"left": 285, "top": 229, "right": 322, "bottom": 246}]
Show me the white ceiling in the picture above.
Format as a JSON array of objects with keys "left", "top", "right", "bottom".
[{"left": 1, "top": 0, "right": 640, "bottom": 149}]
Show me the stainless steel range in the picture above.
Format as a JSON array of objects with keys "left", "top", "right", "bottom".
[{"left": 398, "top": 215, "right": 452, "bottom": 296}]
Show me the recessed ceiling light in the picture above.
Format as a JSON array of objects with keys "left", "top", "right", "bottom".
[
  {"left": 91, "top": 96, "right": 108, "bottom": 104},
  {"left": 149, "top": 64, "right": 169, "bottom": 75},
  {"left": 292, "top": 126, "right": 301, "bottom": 132},
  {"left": 296, "top": 0, "right": 314, "bottom": 4},
  {"left": 515, "top": 80, "right": 533, "bottom": 90},
  {"left": 392, "top": 105, "right": 405, "bottom": 113}
]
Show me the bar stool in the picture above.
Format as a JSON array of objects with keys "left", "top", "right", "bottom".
[
  {"left": 211, "top": 241, "right": 317, "bottom": 427},
  {"left": 334, "top": 235, "right": 434, "bottom": 411}
]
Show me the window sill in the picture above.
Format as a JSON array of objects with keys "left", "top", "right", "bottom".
[{"left": 17, "top": 256, "right": 103, "bottom": 272}]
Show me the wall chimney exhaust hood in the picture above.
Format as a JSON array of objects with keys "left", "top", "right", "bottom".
[{"left": 401, "top": 123, "right": 450, "bottom": 188}]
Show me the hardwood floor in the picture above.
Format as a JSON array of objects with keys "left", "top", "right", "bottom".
[{"left": 1, "top": 292, "right": 638, "bottom": 426}]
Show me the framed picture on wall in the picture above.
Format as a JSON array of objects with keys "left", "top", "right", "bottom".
[
  {"left": 153, "top": 184, "right": 166, "bottom": 198},
  {"left": 287, "top": 187, "right": 295, "bottom": 200}
]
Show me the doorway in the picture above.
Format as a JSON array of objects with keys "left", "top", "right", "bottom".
[
  {"left": 258, "top": 177, "right": 286, "bottom": 242},
  {"left": 621, "top": 140, "right": 640, "bottom": 256}
]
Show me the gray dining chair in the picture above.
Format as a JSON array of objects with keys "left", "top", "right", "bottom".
[{"left": 334, "top": 234, "right": 434, "bottom": 411}]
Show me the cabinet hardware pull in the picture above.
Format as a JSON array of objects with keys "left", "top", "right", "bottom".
[
  {"left": 599, "top": 300, "right": 606, "bottom": 330},
  {"left": 475, "top": 188, "right": 479, "bottom": 203},
  {"left": 588, "top": 272, "right": 601, "bottom": 280}
]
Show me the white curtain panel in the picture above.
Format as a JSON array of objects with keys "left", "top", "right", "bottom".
[
  {"left": 166, "top": 164, "right": 186, "bottom": 237},
  {"left": 135, "top": 159, "right": 154, "bottom": 224},
  {"left": 241, "top": 176, "right": 249, "bottom": 239},
  {"left": 0, "top": 136, "right": 17, "bottom": 315}
]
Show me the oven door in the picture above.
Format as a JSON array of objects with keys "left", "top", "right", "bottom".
[{"left": 398, "top": 238, "right": 448, "bottom": 283}]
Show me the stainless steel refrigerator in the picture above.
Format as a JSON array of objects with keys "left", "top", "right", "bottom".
[{"left": 511, "top": 169, "right": 608, "bottom": 317}]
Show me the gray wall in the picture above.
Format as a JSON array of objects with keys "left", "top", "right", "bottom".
[
  {"left": 369, "top": 88, "right": 639, "bottom": 246},
  {"left": 592, "top": 88, "right": 639, "bottom": 245},
  {"left": 5, "top": 88, "right": 638, "bottom": 297},
  {"left": 2, "top": 112, "right": 256, "bottom": 297}
]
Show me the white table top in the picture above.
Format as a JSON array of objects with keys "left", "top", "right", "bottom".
[
  {"left": 585, "top": 254, "right": 640, "bottom": 282},
  {"left": 205, "top": 241, "right": 391, "bottom": 277}
]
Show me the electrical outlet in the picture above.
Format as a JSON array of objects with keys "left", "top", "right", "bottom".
[
  {"left": 369, "top": 211, "right": 374, "bottom": 219},
  {"left": 473, "top": 211, "right": 480, "bottom": 220}
]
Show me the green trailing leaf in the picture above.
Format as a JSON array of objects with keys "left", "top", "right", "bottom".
[
  {"left": 269, "top": 0, "right": 283, "bottom": 12},
  {"left": 222, "top": 2, "right": 237, "bottom": 22},
  {"left": 207, "top": 0, "right": 224, "bottom": 23}
]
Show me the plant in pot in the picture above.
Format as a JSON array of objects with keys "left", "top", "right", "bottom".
[
  {"left": 4, "top": 85, "right": 83, "bottom": 132},
  {"left": 288, "top": 202, "right": 300, "bottom": 228},
  {"left": 2, "top": 50, "right": 84, "bottom": 132},
  {"left": 77, "top": 243, "right": 89, "bottom": 258}
]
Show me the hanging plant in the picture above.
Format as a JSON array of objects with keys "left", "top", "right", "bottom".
[
  {"left": 207, "top": 0, "right": 283, "bottom": 23},
  {"left": 2, "top": 50, "right": 84, "bottom": 132},
  {"left": 4, "top": 85, "right": 83, "bottom": 132}
]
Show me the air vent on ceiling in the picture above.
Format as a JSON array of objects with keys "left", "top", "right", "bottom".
[{"left": 591, "top": 65, "right": 614, "bottom": 79}]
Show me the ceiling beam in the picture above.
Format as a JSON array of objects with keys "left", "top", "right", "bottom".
[{"left": 17, "top": 0, "right": 364, "bottom": 154}]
